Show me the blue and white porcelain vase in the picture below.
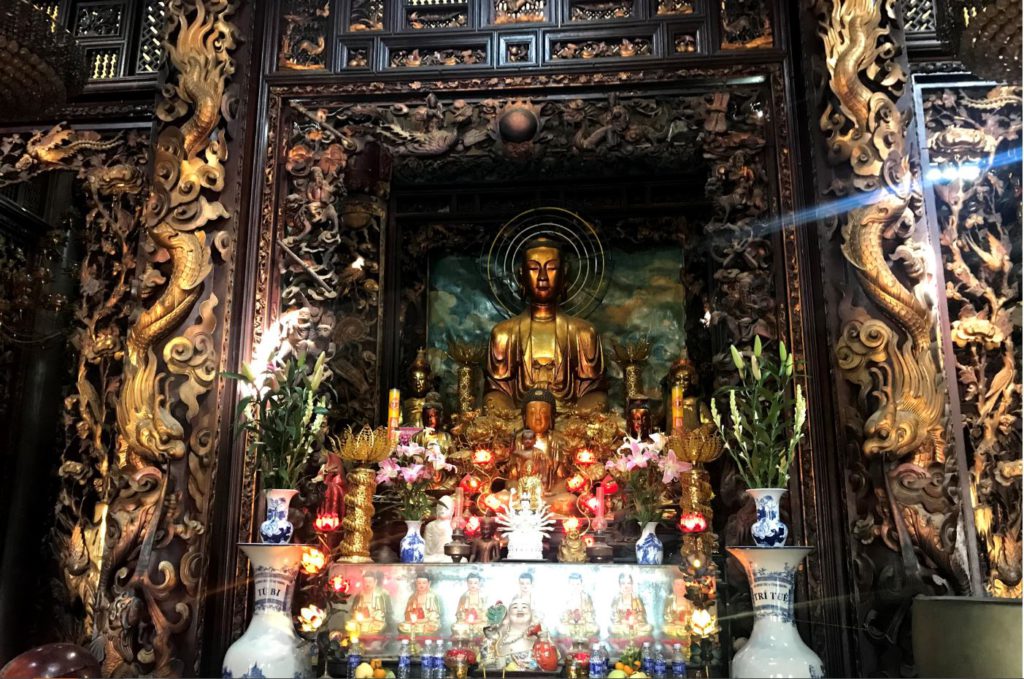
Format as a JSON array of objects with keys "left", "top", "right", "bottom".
[
  {"left": 400, "top": 520, "right": 426, "bottom": 563},
  {"left": 635, "top": 521, "right": 664, "bottom": 565},
  {"left": 260, "top": 489, "right": 298, "bottom": 544},
  {"left": 222, "top": 543, "right": 310, "bottom": 679},
  {"left": 727, "top": 546, "right": 825, "bottom": 678},
  {"left": 748, "top": 488, "right": 788, "bottom": 548}
]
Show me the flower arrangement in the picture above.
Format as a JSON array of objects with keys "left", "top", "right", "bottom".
[
  {"left": 606, "top": 433, "right": 691, "bottom": 525},
  {"left": 711, "top": 337, "right": 806, "bottom": 489},
  {"left": 376, "top": 440, "right": 454, "bottom": 520},
  {"left": 225, "top": 352, "right": 331, "bottom": 490}
]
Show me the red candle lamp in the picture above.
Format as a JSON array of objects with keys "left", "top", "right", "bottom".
[
  {"left": 679, "top": 511, "right": 708, "bottom": 534},
  {"left": 562, "top": 517, "right": 582, "bottom": 534},
  {"left": 574, "top": 448, "right": 596, "bottom": 466},
  {"left": 460, "top": 474, "right": 482, "bottom": 495},
  {"left": 482, "top": 493, "right": 504, "bottom": 513},
  {"left": 600, "top": 475, "right": 619, "bottom": 495},
  {"left": 314, "top": 512, "right": 340, "bottom": 532},
  {"left": 579, "top": 493, "right": 602, "bottom": 515},
  {"left": 566, "top": 474, "right": 587, "bottom": 493},
  {"left": 327, "top": 574, "right": 350, "bottom": 594},
  {"left": 472, "top": 448, "right": 494, "bottom": 466},
  {"left": 464, "top": 515, "right": 482, "bottom": 537}
]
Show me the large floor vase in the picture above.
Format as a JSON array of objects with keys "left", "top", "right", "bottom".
[
  {"left": 727, "top": 546, "right": 825, "bottom": 678},
  {"left": 222, "top": 544, "right": 309, "bottom": 679}
]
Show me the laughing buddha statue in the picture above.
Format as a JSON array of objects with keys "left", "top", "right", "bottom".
[{"left": 485, "top": 237, "right": 607, "bottom": 413}]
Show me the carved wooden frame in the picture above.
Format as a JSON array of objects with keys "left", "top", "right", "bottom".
[{"left": 202, "top": 59, "right": 853, "bottom": 675}]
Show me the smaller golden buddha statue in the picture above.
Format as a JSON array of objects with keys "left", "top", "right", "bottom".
[
  {"left": 626, "top": 397, "right": 654, "bottom": 440},
  {"left": 402, "top": 349, "right": 433, "bottom": 428},
  {"left": 453, "top": 572, "right": 487, "bottom": 637},
  {"left": 350, "top": 572, "right": 390, "bottom": 635},
  {"left": 508, "top": 389, "right": 568, "bottom": 509},
  {"left": 665, "top": 358, "right": 712, "bottom": 436},
  {"left": 609, "top": 573, "right": 652, "bottom": 637},
  {"left": 558, "top": 572, "right": 599, "bottom": 639},
  {"left": 414, "top": 392, "right": 454, "bottom": 456},
  {"left": 398, "top": 573, "right": 442, "bottom": 635},
  {"left": 558, "top": 523, "right": 588, "bottom": 564},
  {"left": 662, "top": 577, "right": 694, "bottom": 643}
]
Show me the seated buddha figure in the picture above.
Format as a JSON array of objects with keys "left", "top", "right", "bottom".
[
  {"left": 485, "top": 237, "right": 607, "bottom": 413},
  {"left": 508, "top": 389, "right": 575, "bottom": 512},
  {"left": 662, "top": 577, "right": 694, "bottom": 643},
  {"left": 350, "top": 572, "right": 390, "bottom": 635},
  {"left": 398, "top": 573, "right": 442, "bottom": 635},
  {"left": 453, "top": 572, "right": 487, "bottom": 637},
  {"left": 609, "top": 573, "right": 652, "bottom": 637},
  {"left": 558, "top": 572, "right": 599, "bottom": 639},
  {"left": 666, "top": 358, "right": 713, "bottom": 435},
  {"left": 402, "top": 349, "right": 433, "bottom": 428}
]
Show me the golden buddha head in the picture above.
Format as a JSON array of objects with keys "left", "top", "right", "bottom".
[
  {"left": 519, "top": 237, "right": 567, "bottom": 304},
  {"left": 522, "top": 388, "right": 556, "bottom": 435},
  {"left": 669, "top": 358, "right": 697, "bottom": 392},
  {"left": 408, "top": 348, "right": 431, "bottom": 396},
  {"left": 422, "top": 392, "right": 444, "bottom": 429},
  {"left": 627, "top": 398, "right": 652, "bottom": 439}
]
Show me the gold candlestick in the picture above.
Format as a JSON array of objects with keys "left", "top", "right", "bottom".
[
  {"left": 328, "top": 426, "right": 393, "bottom": 563},
  {"left": 446, "top": 339, "right": 486, "bottom": 414}
]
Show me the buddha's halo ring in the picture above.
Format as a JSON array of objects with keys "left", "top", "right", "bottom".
[{"left": 486, "top": 207, "right": 609, "bottom": 319}]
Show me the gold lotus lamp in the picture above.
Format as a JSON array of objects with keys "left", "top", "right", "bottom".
[
  {"left": 447, "top": 338, "right": 486, "bottom": 414},
  {"left": 329, "top": 426, "right": 391, "bottom": 563},
  {"left": 670, "top": 422, "right": 723, "bottom": 556}
]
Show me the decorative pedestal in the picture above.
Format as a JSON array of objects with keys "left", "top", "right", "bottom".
[
  {"left": 338, "top": 467, "right": 376, "bottom": 563},
  {"left": 222, "top": 544, "right": 309, "bottom": 679},
  {"left": 727, "top": 547, "right": 824, "bottom": 678}
]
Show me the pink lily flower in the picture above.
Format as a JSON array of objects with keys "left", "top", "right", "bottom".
[
  {"left": 400, "top": 464, "right": 426, "bottom": 484},
  {"left": 376, "top": 458, "right": 400, "bottom": 484},
  {"left": 659, "top": 451, "right": 692, "bottom": 484}
]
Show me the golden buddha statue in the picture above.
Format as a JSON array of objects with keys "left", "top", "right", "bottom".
[
  {"left": 485, "top": 237, "right": 607, "bottom": 413},
  {"left": 662, "top": 577, "right": 694, "bottom": 643},
  {"left": 558, "top": 573, "right": 599, "bottom": 638},
  {"left": 398, "top": 573, "right": 442, "bottom": 635},
  {"left": 507, "top": 389, "right": 574, "bottom": 512},
  {"left": 665, "top": 358, "right": 712, "bottom": 435},
  {"left": 350, "top": 572, "right": 390, "bottom": 635},
  {"left": 609, "top": 573, "right": 652, "bottom": 636},
  {"left": 414, "top": 392, "right": 454, "bottom": 456},
  {"left": 402, "top": 349, "right": 432, "bottom": 428}
]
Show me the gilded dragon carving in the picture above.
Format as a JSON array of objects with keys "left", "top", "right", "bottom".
[
  {"left": 95, "top": 1, "right": 240, "bottom": 675},
  {"left": 812, "top": 0, "right": 975, "bottom": 671}
]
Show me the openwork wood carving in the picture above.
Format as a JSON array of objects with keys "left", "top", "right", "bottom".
[
  {"left": 0, "top": 125, "right": 150, "bottom": 645},
  {"left": 100, "top": 1, "right": 241, "bottom": 675},
  {"left": 925, "top": 86, "right": 1023, "bottom": 598},
  {"left": 811, "top": 0, "right": 974, "bottom": 672}
]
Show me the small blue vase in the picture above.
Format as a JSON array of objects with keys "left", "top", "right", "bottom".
[
  {"left": 748, "top": 488, "right": 788, "bottom": 547},
  {"left": 259, "top": 489, "right": 298, "bottom": 544},
  {"left": 635, "top": 521, "right": 664, "bottom": 565},
  {"left": 400, "top": 520, "right": 425, "bottom": 563}
]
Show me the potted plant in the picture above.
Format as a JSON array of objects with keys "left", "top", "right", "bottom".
[
  {"left": 711, "top": 337, "right": 806, "bottom": 547},
  {"left": 376, "top": 439, "right": 454, "bottom": 563},
  {"left": 226, "top": 352, "right": 331, "bottom": 544},
  {"left": 605, "top": 433, "right": 691, "bottom": 564}
]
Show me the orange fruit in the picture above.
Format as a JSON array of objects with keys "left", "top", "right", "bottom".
[{"left": 623, "top": 667, "right": 634, "bottom": 677}]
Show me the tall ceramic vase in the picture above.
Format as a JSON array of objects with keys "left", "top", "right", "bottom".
[
  {"left": 635, "top": 521, "right": 664, "bottom": 565},
  {"left": 400, "top": 520, "right": 426, "bottom": 563},
  {"left": 727, "top": 546, "right": 825, "bottom": 678},
  {"left": 260, "top": 489, "right": 298, "bottom": 544},
  {"left": 747, "top": 488, "right": 788, "bottom": 547},
  {"left": 222, "top": 544, "right": 309, "bottom": 679}
]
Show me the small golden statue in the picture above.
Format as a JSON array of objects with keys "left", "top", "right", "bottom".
[
  {"left": 350, "top": 571, "right": 390, "bottom": 635},
  {"left": 557, "top": 572, "right": 599, "bottom": 638},
  {"left": 415, "top": 392, "right": 454, "bottom": 457},
  {"left": 557, "top": 520, "right": 588, "bottom": 564},
  {"left": 662, "top": 577, "right": 694, "bottom": 644},
  {"left": 485, "top": 237, "right": 607, "bottom": 413},
  {"left": 609, "top": 573, "right": 652, "bottom": 636},
  {"left": 507, "top": 389, "right": 568, "bottom": 508},
  {"left": 626, "top": 397, "right": 654, "bottom": 441},
  {"left": 665, "top": 357, "right": 713, "bottom": 435},
  {"left": 402, "top": 348, "right": 433, "bottom": 428},
  {"left": 398, "top": 573, "right": 442, "bottom": 635}
]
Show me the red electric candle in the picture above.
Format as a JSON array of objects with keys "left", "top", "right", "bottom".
[
  {"left": 574, "top": 448, "right": 596, "bottom": 466},
  {"left": 679, "top": 512, "right": 708, "bottom": 533},
  {"left": 566, "top": 474, "right": 587, "bottom": 493}
]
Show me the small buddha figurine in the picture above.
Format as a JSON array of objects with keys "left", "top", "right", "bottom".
[
  {"left": 350, "top": 572, "right": 390, "bottom": 635},
  {"left": 453, "top": 572, "right": 487, "bottom": 637},
  {"left": 488, "top": 597, "right": 542, "bottom": 670},
  {"left": 558, "top": 573, "right": 599, "bottom": 639},
  {"left": 402, "top": 349, "right": 433, "bottom": 428},
  {"left": 665, "top": 358, "right": 713, "bottom": 435},
  {"left": 423, "top": 495, "right": 454, "bottom": 563},
  {"left": 398, "top": 573, "right": 442, "bottom": 635},
  {"left": 470, "top": 517, "right": 502, "bottom": 563},
  {"left": 485, "top": 237, "right": 607, "bottom": 413},
  {"left": 508, "top": 388, "right": 569, "bottom": 507},
  {"left": 558, "top": 521, "right": 587, "bottom": 564},
  {"left": 415, "top": 393, "right": 454, "bottom": 456},
  {"left": 609, "top": 573, "right": 652, "bottom": 637},
  {"left": 626, "top": 397, "right": 654, "bottom": 441},
  {"left": 662, "top": 577, "right": 694, "bottom": 643}
]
